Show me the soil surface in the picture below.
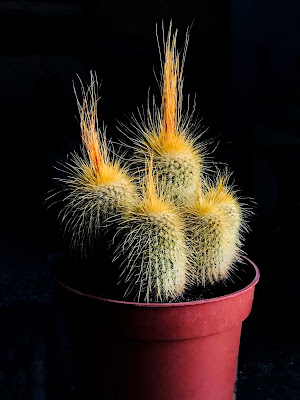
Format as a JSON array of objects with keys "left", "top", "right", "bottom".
[{"left": 53, "top": 252, "right": 256, "bottom": 303}]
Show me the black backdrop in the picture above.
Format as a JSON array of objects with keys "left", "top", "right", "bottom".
[{"left": 0, "top": 1, "right": 299, "bottom": 399}]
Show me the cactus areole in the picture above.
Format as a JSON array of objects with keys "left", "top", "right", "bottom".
[{"left": 53, "top": 256, "right": 259, "bottom": 400}]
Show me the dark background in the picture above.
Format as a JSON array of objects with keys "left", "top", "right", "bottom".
[{"left": 0, "top": 1, "right": 299, "bottom": 399}]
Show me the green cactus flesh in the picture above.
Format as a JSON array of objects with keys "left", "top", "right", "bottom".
[{"left": 154, "top": 150, "right": 201, "bottom": 204}]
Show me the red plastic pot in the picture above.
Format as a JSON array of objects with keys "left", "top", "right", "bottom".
[{"left": 54, "top": 256, "right": 259, "bottom": 400}]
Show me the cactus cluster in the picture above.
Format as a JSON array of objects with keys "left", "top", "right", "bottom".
[{"left": 51, "top": 24, "right": 250, "bottom": 302}]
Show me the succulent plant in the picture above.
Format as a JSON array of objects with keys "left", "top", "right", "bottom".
[
  {"left": 122, "top": 23, "right": 206, "bottom": 205},
  {"left": 49, "top": 24, "right": 251, "bottom": 303},
  {"left": 51, "top": 73, "right": 136, "bottom": 256},
  {"left": 113, "top": 160, "right": 188, "bottom": 302},
  {"left": 185, "top": 175, "right": 245, "bottom": 286}
]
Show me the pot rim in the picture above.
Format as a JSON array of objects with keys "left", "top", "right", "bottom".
[{"left": 54, "top": 255, "right": 260, "bottom": 308}]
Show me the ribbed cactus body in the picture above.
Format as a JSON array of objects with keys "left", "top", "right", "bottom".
[
  {"left": 153, "top": 146, "right": 201, "bottom": 204},
  {"left": 186, "top": 181, "right": 242, "bottom": 286},
  {"left": 115, "top": 167, "right": 188, "bottom": 302},
  {"left": 59, "top": 156, "right": 136, "bottom": 255},
  {"left": 53, "top": 72, "right": 137, "bottom": 255},
  {"left": 126, "top": 24, "right": 205, "bottom": 205},
  {"left": 205, "top": 182, "right": 242, "bottom": 245},
  {"left": 120, "top": 210, "right": 187, "bottom": 302}
]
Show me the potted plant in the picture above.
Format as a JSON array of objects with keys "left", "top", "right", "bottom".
[{"left": 49, "top": 23, "right": 259, "bottom": 400}]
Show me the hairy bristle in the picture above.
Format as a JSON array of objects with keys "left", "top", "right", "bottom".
[
  {"left": 161, "top": 23, "right": 181, "bottom": 143},
  {"left": 75, "top": 72, "right": 105, "bottom": 173}
]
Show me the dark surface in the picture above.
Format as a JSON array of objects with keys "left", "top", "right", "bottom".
[{"left": 0, "top": 1, "right": 299, "bottom": 399}]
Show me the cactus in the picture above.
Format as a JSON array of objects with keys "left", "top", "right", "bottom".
[
  {"left": 53, "top": 73, "right": 136, "bottom": 255},
  {"left": 185, "top": 175, "right": 245, "bottom": 286},
  {"left": 204, "top": 174, "right": 245, "bottom": 244},
  {"left": 123, "top": 23, "right": 206, "bottom": 205},
  {"left": 114, "top": 160, "right": 188, "bottom": 302},
  {"left": 48, "top": 25, "right": 253, "bottom": 303}
]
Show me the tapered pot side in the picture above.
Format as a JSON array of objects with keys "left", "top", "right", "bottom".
[{"left": 54, "top": 256, "right": 259, "bottom": 400}]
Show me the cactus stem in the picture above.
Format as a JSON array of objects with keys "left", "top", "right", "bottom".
[
  {"left": 185, "top": 172, "right": 247, "bottom": 286},
  {"left": 50, "top": 72, "right": 136, "bottom": 255},
  {"left": 113, "top": 161, "right": 188, "bottom": 302}
]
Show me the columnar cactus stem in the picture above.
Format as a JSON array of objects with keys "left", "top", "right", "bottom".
[
  {"left": 114, "top": 160, "right": 188, "bottom": 302},
  {"left": 52, "top": 73, "right": 137, "bottom": 255},
  {"left": 123, "top": 23, "right": 206, "bottom": 205},
  {"left": 185, "top": 176, "right": 244, "bottom": 286}
]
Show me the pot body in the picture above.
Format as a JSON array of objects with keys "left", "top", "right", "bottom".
[{"left": 55, "top": 257, "right": 259, "bottom": 400}]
